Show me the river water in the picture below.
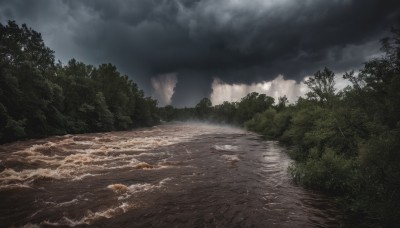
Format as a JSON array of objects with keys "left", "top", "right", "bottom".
[{"left": 0, "top": 123, "right": 348, "bottom": 227}]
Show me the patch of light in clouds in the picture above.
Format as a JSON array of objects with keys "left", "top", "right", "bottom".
[
  {"left": 211, "top": 75, "right": 309, "bottom": 105},
  {"left": 334, "top": 72, "right": 353, "bottom": 91},
  {"left": 151, "top": 73, "right": 178, "bottom": 106},
  {"left": 211, "top": 73, "right": 354, "bottom": 105}
]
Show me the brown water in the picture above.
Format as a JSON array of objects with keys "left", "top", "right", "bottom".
[{"left": 0, "top": 123, "right": 347, "bottom": 227}]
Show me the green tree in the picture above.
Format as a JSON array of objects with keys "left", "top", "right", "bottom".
[
  {"left": 0, "top": 20, "right": 64, "bottom": 141},
  {"left": 235, "top": 92, "right": 274, "bottom": 124},
  {"left": 277, "top": 95, "right": 289, "bottom": 111},
  {"left": 195, "top": 97, "right": 212, "bottom": 120},
  {"left": 213, "top": 101, "right": 237, "bottom": 123},
  {"left": 305, "top": 67, "right": 336, "bottom": 104}
]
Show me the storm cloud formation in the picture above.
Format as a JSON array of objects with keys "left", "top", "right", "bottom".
[
  {"left": 1, "top": 0, "right": 399, "bottom": 106},
  {"left": 151, "top": 73, "right": 178, "bottom": 106}
]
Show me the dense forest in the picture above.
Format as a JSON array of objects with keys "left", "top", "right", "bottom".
[
  {"left": 159, "top": 29, "right": 400, "bottom": 224},
  {"left": 0, "top": 21, "right": 159, "bottom": 143}
]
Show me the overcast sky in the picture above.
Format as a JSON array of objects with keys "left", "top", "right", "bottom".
[{"left": 1, "top": 0, "right": 399, "bottom": 106}]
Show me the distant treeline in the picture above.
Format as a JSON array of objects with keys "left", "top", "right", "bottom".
[
  {"left": 159, "top": 29, "right": 400, "bottom": 225},
  {"left": 0, "top": 21, "right": 159, "bottom": 143}
]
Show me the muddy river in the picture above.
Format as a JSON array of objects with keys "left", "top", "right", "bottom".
[{"left": 0, "top": 123, "right": 348, "bottom": 227}]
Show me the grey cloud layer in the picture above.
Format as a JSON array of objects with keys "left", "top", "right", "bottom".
[{"left": 1, "top": 0, "right": 399, "bottom": 106}]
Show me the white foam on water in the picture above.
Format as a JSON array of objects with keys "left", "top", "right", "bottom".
[
  {"left": 39, "top": 202, "right": 134, "bottom": 227},
  {"left": 108, "top": 177, "right": 172, "bottom": 201},
  {"left": 221, "top": 154, "right": 241, "bottom": 162},
  {"left": 134, "top": 151, "right": 169, "bottom": 157},
  {"left": 214, "top": 145, "right": 239, "bottom": 151},
  {"left": 0, "top": 168, "right": 63, "bottom": 182},
  {"left": 159, "top": 177, "right": 172, "bottom": 185},
  {"left": 72, "top": 173, "right": 101, "bottom": 181},
  {"left": 0, "top": 123, "right": 243, "bottom": 189},
  {"left": 0, "top": 183, "right": 32, "bottom": 190},
  {"left": 58, "top": 198, "right": 79, "bottom": 207},
  {"left": 128, "top": 183, "right": 154, "bottom": 193},
  {"left": 0, "top": 155, "right": 144, "bottom": 188},
  {"left": 72, "top": 141, "right": 95, "bottom": 145},
  {"left": 43, "top": 198, "right": 80, "bottom": 208}
]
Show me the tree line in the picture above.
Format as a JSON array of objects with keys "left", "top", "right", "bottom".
[
  {"left": 0, "top": 21, "right": 159, "bottom": 143},
  {"left": 159, "top": 29, "right": 400, "bottom": 225}
]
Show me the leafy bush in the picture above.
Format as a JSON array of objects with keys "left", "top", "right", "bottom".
[
  {"left": 357, "top": 131, "right": 400, "bottom": 223},
  {"left": 289, "top": 148, "right": 355, "bottom": 193}
]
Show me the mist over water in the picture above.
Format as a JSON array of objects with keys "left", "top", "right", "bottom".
[{"left": 0, "top": 123, "right": 347, "bottom": 227}]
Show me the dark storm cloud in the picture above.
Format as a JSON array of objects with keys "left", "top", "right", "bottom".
[{"left": 1, "top": 0, "right": 399, "bottom": 106}]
